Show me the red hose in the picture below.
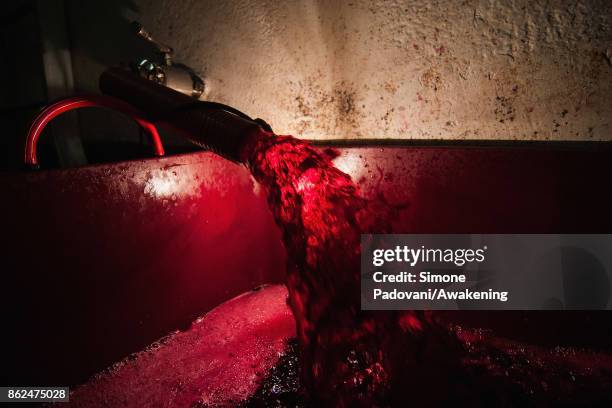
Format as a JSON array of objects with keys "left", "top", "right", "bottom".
[{"left": 25, "top": 95, "right": 165, "bottom": 167}]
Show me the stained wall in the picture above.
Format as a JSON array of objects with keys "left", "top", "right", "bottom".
[{"left": 68, "top": 0, "right": 612, "bottom": 141}]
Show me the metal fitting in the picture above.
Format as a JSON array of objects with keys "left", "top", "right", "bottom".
[{"left": 131, "top": 21, "right": 205, "bottom": 99}]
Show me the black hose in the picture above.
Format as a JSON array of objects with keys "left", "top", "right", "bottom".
[{"left": 167, "top": 101, "right": 273, "bottom": 132}]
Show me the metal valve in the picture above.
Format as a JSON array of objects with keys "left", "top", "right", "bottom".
[{"left": 131, "top": 21, "right": 205, "bottom": 99}]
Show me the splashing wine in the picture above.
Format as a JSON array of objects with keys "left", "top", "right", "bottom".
[{"left": 240, "top": 131, "right": 462, "bottom": 406}]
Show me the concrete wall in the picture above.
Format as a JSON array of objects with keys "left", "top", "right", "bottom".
[{"left": 68, "top": 0, "right": 612, "bottom": 141}]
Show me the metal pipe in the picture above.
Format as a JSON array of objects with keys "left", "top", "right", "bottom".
[{"left": 25, "top": 95, "right": 165, "bottom": 168}]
